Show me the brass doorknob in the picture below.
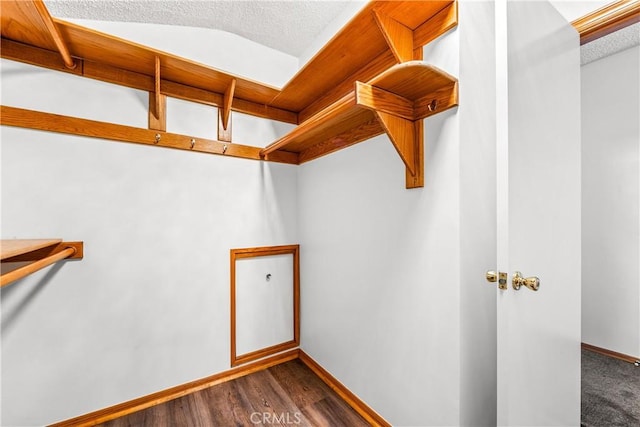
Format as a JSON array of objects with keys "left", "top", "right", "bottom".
[
  {"left": 486, "top": 271, "right": 497, "bottom": 282},
  {"left": 512, "top": 271, "right": 540, "bottom": 291}
]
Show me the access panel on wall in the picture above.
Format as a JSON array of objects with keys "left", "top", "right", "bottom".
[{"left": 230, "top": 245, "right": 300, "bottom": 366}]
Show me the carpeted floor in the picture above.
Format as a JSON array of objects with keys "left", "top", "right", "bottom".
[{"left": 581, "top": 349, "right": 640, "bottom": 427}]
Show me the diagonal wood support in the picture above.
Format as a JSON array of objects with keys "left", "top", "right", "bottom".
[
  {"left": 32, "top": 0, "right": 76, "bottom": 69},
  {"left": 218, "top": 79, "right": 236, "bottom": 142},
  {"left": 374, "top": 111, "right": 417, "bottom": 177},
  {"left": 372, "top": 10, "right": 414, "bottom": 63},
  {"left": 222, "top": 79, "right": 236, "bottom": 131},
  {"left": 355, "top": 81, "right": 414, "bottom": 120},
  {"left": 356, "top": 81, "right": 426, "bottom": 188}
]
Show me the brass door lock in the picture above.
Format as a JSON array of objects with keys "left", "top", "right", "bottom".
[
  {"left": 512, "top": 271, "right": 540, "bottom": 291},
  {"left": 486, "top": 271, "right": 508, "bottom": 290}
]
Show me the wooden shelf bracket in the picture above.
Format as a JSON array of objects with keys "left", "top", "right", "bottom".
[
  {"left": 372, "top": 10, "right": 414, "bottom": 63},
  {"left": 353, "top": 65, "right": 458, "bottom": 188},
  {"left": 1, "top": 0, "right": 459, "bottom": 190},
  {"left": 149, "top": 55, "right": 167, "bottom": 131},
  {"left": 218, "top": 78, "right": 236, "bottom": 142},
  {"left": 374, "top": 110, "right": 417, "bottom": 176},
  {"left": 32, "top": 0, "right": 76, "bottom": 69},
  {"left": 222, "top": 79, "right": 236, "bottom": 131},
  {"left": 355, "top": 81, "right": 414, "bottom": 120}
]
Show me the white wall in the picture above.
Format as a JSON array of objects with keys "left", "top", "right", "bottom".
[
  {"left": 0, "top": 26, "right": 297, "bottom": 426},
  {"left": 298, "top": 2, "right": 497, "bottom": 425},
  {"left": 582, "top": 45, "right": 640, "bottom": 358}
]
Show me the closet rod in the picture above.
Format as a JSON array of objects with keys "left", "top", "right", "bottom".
[{"left": 0, "top": 246, "right": 76, "bottom": 287}]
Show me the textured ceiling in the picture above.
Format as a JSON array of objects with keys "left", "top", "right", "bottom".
[
  {"left": 549, "top": 0, "right": 639, "bottom": 65},
  {"left": 581, "top": 22, "right": 640, "bottom": 64},
  {"left": 45, "top": 0, "right": 638, "bottom": 63},
  {"left": 44, "top": 0, "right": 355, "bottom": 57}
]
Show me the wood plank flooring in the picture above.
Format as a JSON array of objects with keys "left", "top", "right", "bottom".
[{"left": 99, "top": 359, "right": 370, "bottom": 426}]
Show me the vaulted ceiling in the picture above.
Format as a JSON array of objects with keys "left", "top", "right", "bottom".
[
  {"left": 44, "top": 0, "right": 358, "bottom": 58},
  {"left": 44, "top": 0, "right": 638, "bottom": 65}
]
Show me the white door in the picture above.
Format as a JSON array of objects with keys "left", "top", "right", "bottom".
[{"left": 495, "top": 1, "right": 582, "bottom": 425}]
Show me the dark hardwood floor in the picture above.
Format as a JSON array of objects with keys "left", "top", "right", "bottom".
[{"left": 99, "top": 359, "right": 370, "bottom": 426}]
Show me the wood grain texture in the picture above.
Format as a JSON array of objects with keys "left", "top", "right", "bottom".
[
  {"left": 0, "top": 38, "right": 84, "bottom": 75},
  {"left": 260, "top": 93, "right": 357, "bottom": 156},
  {"left": 0, "top": 0, "right": 57, "bottom": 51},
  {"left": 1, "top": 239, "right": 61, "bottom": 260},
  {"left": 413, "top": 1, "right": 458, "bottom": 48},
  {"left": 373, "top": 9, "right": 414, "bottom": 63},
  {"left": 1, "top": 241, "right": 83, "bottom": 288},
  {"left": 375, "top": 110, "right": 416, "bottom": 175},
  {"left": 222, "top": 78, "right": 236, "bottom": 131},
  {"left": 368, "top": 60, "right": 458, "bottom": 101},
  {"left": 1, "top": 247, "right": 75, "bottom": 288},
  {"left": 230, "top": 245, "right": 300, "bottom": 367},
  {"left": 355, "top": 81, "right": 415, "bottom": 120},
  {"left": 298, "top": 351, "right": 391, "bottom": 427},
  {"left": 406, "top": 43, "right": 426, "bottom": 189},
  {"left": 32, "top": 0, "right": 76, "bottom": 69},
  {"left": 0, "top": 39, "right": 298, "bottom": 125},
  {"left": 2, "top": 242, "right": 83, "bottom": 263},
  {"left": 406, "top": 120, "right": 424, "bottom": 189},
  {"left": 2, "top": 0, "right": 457, "bottom": 122},
  {"left": 572, "top": 0, "right": 640, "bottom": 45},
  {"left": 272, "top": 0, "right": 454, "bottom": 112},
  {"left": 298, "top": 50, "right": 396, "bottom": 123},
  {"left": 263, "top": 62, "right": 457, "bottom": 164},
  {"left": 298, "top": 118, "right": 384, "bottom": 164},
  {"left": 1, "top": 0, "right": 459, "bottom": 182},
  {"left": 413, "top": 81, "right": 459, "bottom": 120},
  {"left": 96, "top": 358, "right": 370, "bottom": 427},
  {"left": 49, "top": 350, "right": 301, "bottom": 427},
  {"left": 582, "top": 342, "right": 640, "bottom": 364},
  {"left": 50, "top": 17, "right": 280, "bottom": 103},
  {"left": 154, "top": 55, "right": 161, "bottom": 117},
  {"left": 0, "top": 106, "right": 299, "bottom": 165}
]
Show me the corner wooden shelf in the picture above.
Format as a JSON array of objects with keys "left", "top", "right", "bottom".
[
  {"left": 1, "top": 239, "right": 83, "bottom": 287},
  {"left": 261, "top": 62, "right": 458, "bottom": 188},
  {"left": 1, "top": 0, "right": 459, "bottom": 188}
]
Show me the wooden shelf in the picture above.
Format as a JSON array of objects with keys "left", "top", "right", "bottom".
[
  {"left": 0, "top": 0, "right": 459, "bottom": 188},
  {"left": 1, "top": 239, "right": 62, "bottom": 260},
  {"left": 271, "top": 0, "right": 458, "bottom": 119},
  {"left": 261, "top": 61, "right": 458, "bottom": 187},
  {"left": 1, "top": 239, "right": 83, "bottom": 287},
  {"left": 0, "top": 0, "right": 457, "bottom": 124}
]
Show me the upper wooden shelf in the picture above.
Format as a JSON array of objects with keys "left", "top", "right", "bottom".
[
  {"left": 0, "top": 0, "right": 459, "bottom": 188},
  {"left": 270, "top": 0, "right": 457, "bottom": 119},
  {"left": 1, "top": 239, "right": 83, "bottom": 287},
  {"left": 261, "top": 62, "right": 458, "bottom": 184},
  {"left": 0, "top": 0, "right": 456, "bottom": 123}
]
